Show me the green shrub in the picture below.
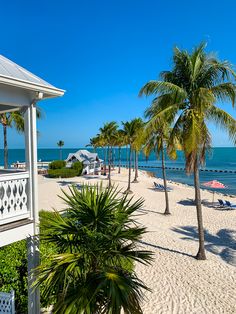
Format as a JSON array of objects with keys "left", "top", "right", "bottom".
[
  {"left": 48, "top": 168, "right": 78, "bottom": 178},
  {"left": 0, "top": 211, "right": 58, "bottom": 312},
  {"left": 71, "top": 161, "right": 83, "bottom": 175},
  {"left": 49, "top": 160, "right": 66, "bottom": 170}
]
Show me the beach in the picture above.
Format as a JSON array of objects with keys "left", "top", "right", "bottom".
[{"left": 38, "top": 168, "right": 236, "bottom": 314}]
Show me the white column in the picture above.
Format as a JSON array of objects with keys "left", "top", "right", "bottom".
[{"left": 25, "top": 103, "right": 40, "bottom": 314}]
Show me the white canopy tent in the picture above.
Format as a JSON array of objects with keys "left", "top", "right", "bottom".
[{"left": 0, "top": 55, "right": 65, "bottom": 314}]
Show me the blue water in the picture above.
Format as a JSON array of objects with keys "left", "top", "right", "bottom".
[{"left": 4, "top": 147, "right": 236, "bottom": 195}]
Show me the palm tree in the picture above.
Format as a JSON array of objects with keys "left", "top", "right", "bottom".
[
  {"left": 122, "top": 118, "right": 143, "bottom": 193},
  {"left": 99, "top": 122, "right": 118, "bottom": 187},
  {"left": 57, "top": 140, "right": 64, "bottom": 160},
  {"left": 143, "top": 114, "right": 177, "bottom": 215},
  {"left": 0, "top": 108, "right": 42, "bottom": 169},
  {"left": 34, "top": 184, "right": 153, "bottom": 313},
  {"left": 0, "top": 112, "right": 24, "bottom": 169},
  {"left": 115, "top": 129, "right": 125, "bottom": 174},
  {"left": 132, "top": 119, "right": 144, "bottom": 183},
  {"left": 139, "top": 43, "right": 236, "bottom": 260}
]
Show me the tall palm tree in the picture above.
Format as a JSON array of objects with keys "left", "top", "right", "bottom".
[
  {"left": 143, "top": 114, "right": 178, "bottom": 215},
  {"left": 139, "top": 43, "right": 236, "bottom": 260},
  {"left": 0, "top": 108, "right": 42, "bottom": 169},
  {"left": 0, "top": 112, "right": 24, "bottom": 169},
  {"left": 115, "top": 129, "right": 125, "bottom": 174},
  {"left": 57, "top": 140, "right": 64, "bottom": 160},
  {"left": 99, "top": 122, "right": 118, "bottom": 187},
  {"left": 122, "top": 118, "right": 143, "bottom": 193},
  {"left": 34, "top": 184, "right": 152, "bottom": 313},
  {"left": 132, "top": 119, "right": 144, "bottom": 183}
]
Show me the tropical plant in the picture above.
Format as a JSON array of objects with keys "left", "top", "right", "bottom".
[
  {"left": 143, "top": 113, "right": 177, "bottom": 215},
  {"left": 49, "top": 160, "right": 66, "bottom": 169},
  {"left": 0, "top": 112, "right": 24, "bottom": 168},
  {"left": 57, "top": 140, "right": 64, "bottom": 160},
  {"left": 115, "top": 129, "right": 125, "bottom": 174},
  {"left": 122, "top": 118, "right": 143, "bottom": 193},
  {"left": 86, "top": 136, "right": 101, "bottom": 152},
  {"left": 131, "top": 119, "right": 144, "bottom": 183},
  {"left": 34, "top": 184, "right": 153, "bottom": 313},
  {"left": 0, "top": 211, "right": 58, "bottom": 313},
  {"left": 0, "top": 108, "right": 42, "bottom": 169},
  {"left": 99, "top": 122, "right": 118, "bottom": 187},
  {"left": 139, "top": 43, "right": 236, "bottom": 259}
]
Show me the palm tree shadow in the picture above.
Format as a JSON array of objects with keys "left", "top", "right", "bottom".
[
  {"left": 137, "top": 208, "right": 164, "bottom": 215},
  {"left": 172, "top": 226, "right": 236, "bottom": 266},
  {"left": 178, "top": 198, "right": 195, "bottom": 206},
  {"left": 139, "top": 240, "right": 194, "bottom": 258}
]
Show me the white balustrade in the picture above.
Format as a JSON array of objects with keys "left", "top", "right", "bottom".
[
  {"left": 0, "top": 171, "right": 30, "bottom": 225},
  {"left": 0, "top": 290, "right": 15, "bottom": 314}
]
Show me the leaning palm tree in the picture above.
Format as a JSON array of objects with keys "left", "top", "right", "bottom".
[
  {"left": 0, "top": 112, "right": 24, "bottom": 168},
  {"left": 57, "top": 140, "right": 64, "bottom": 160},
  {"left": 34, "top": 184, "right": 153, "bottom": 313},
  {"left": 132, "top": 119, "right": 144, "bottom": 183},
  {"left": 122, "top": 118, "right": 143, "bottom": 193},
  {"left": 139, "top": 43, "right": 236, "bottom": 260},
  {"left": 99, "top": 122, "right": 118, "bottom": 187},
  {"left": 143, "top": 113, "right": 178, "bottom": 215}
]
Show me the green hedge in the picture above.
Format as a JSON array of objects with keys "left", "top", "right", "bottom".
[
  {"left": 48, "top": 168, "right": 78, "bottom": 178},
  {"left": 0, "top": 211, "right": 58, "bottom": 313},
  {"left": 71, "top": 161, "right": 83, "bottom": 175},
  {"left": 49, "top": 160, "right": 66, "bottom": 170}
]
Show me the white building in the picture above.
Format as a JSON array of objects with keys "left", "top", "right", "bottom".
[
  {"left": 0, "top": 55, "right": 65, "bottom": 314},
  {"left": 66, "top": 149, "right": 102, "bottom": 174}
]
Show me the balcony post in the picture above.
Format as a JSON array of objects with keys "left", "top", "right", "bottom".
[{"left": 25, "top": 103, "right": 40, "bottom": 314}]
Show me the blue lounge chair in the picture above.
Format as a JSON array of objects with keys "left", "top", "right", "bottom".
[
  {"left": 154, "top": 182, "right": 172, "bottom": 192},
  {"left": 218, "top": 199, "right": 226, "bottom": 207},
  {"left": 225, "top": 200, "right": 236, "bottom": 209}
]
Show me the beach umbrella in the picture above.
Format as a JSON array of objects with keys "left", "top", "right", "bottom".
[{"left": 202, "top": 180, "right": 227, "bottom": 203}]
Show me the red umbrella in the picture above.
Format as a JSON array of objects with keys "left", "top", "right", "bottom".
[{"left": 202, "top": 180, "right": 227, "bottom": 203}]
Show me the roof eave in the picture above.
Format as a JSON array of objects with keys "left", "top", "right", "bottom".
[{"left": 0, "top": 75, "right": 65, "bottom": 98}]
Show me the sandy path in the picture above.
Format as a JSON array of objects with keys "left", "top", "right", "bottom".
[{"left": 38, "top": 168, "right": 236, "bottom": 314}]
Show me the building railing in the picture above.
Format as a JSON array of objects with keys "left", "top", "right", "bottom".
[
  {"left": 0, "top": 290, "right": 15, "bottom": 314},
  {"left": 0, "top": 170, "right": 30, "bottom": 225}
]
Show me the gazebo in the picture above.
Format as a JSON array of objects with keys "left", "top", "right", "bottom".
[{"left": 0, "top": 55, "right": 65, "bottom": 313}]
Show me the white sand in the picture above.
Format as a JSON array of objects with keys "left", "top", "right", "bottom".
[{"left": 38, "top": 168, "right": 236, "bottom": 314}]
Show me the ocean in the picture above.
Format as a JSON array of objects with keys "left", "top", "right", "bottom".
[{"left": 4, "top": 147, "right": 236, "bottom": 195}]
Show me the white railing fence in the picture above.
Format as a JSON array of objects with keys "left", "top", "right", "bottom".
[
  {"left": 0, "top": 171, "right": 30, "bottom": 225},
  {"left": 0, "top": 290, "right": 15, "bottom": 314}
]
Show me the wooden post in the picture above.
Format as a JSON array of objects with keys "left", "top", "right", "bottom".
[{"left": 25, "top": 103, "right": 40, "bottom": 314}]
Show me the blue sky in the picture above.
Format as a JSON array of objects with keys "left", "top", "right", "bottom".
[{"left": 2, "top": 0, "right": 236, "bottom": 148}]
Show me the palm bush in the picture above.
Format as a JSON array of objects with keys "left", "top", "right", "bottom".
[{"left": 35, "top": 184, "right": 153, "bottom": 313}]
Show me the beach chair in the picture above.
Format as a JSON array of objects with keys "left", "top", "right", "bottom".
[
  {"left": 154, "top": 182, "right": 172, "bottom": 192},
  {"left": 225, "top": 200, "right": 236, "bottom": 209},
  {"left": 218, "top": 199, "right": 226, "bottom": 207}
]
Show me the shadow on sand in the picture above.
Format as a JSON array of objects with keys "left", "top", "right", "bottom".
[
  {"left": 139, "top": 240, "right": 194, "bottom": 258},
  {"left": 172, "top": 226, "right": 236, "bottom": 266}
]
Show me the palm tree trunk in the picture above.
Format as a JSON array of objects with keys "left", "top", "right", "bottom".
[
  {"left": 126, "top": 145, "right": 128, "bottom": 169},
  {"left": 103, "top": 147, "right": 107, "bottom": 175},
  {"left": 133, "top": 150, "right": 135, "bottom": 172},
  {"left": 161, "top": 142, "right": 170, "bottom": 215},
  {"left": 3, "top": 125, "right": 8, "bottom": 169},
  {"left": 194, "top": 157, "right": 206, "bottom": 260},
  {"left": 112, "top": 148, "right": 115, "bottom": 169},
  {"left": 108, "top": 146, "right": 112, "bottom": 187},
  {"left": 133, "top": 151, "right": 138, "bottom": 183},
  {"left": 126, "top": 144, "right": 132, "bottom": 193},
  {"left": 59, "top": 148, "right": 62, "bottom": 160},
  {"left": 118, "top": 147, "right": 121, "bottom": 174}
]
